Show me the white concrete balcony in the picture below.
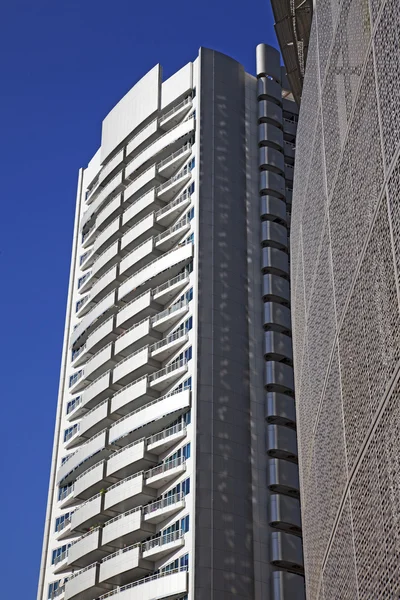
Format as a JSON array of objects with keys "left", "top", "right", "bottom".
[
  {"left": 119, "top": 238, "right": 160, "bottom": 277},
  {"left": 109, "top": 389, "right": 190, "bottom": 444},
  {"left": 114, "top": 318, "right": 161, "bottom": 357},
  {"left": 159, "top": 98, "right": 193, "bottom": 131},
  {"left": 150, "top": 330, "right": 188, "bottom": 361},
  {"left": 70, "top": 493, "right": 104, "bottom": 532},
  {"left": 99, "top": 544, "right": 152, "bottom": 586},
  {"left": 102, "top": 507, "right": 155, "bottom": 547},
  {"left": 117, "top": 290, "right": 160, "bottom": 329},
  {"left": 57, "top": 429, "right": 108, "bottom": 485},
  {"left": 90, "top": 266, "right": 119, "bottom": 304},
  {"left": 79, "top": 248, "right": 96, "bottom": 271},
  {"left": 96, "top": 194, "right": 122, "bottom": 232},
  {"left": 67, "top": 527, "right": 105, "bottom": 569},
  {"left": 91, "top": 241, "right": 120, "bottom": 280},
  {"left": 124, "top": 163, "right": 158, "bottom": 200},
  {"left": 84, "top": 316, "right": 116, "bottom": 359},
  {"left": 145, "top": 456, "right": 186, "bottom": 488},
  {"left": 93, "top": 216, "right": 121, "bottom": 255},
  {"left": 82, "top": 173, "right": 123, "bottom": 232},
  {"left": 78, "top": 369, "right": 112, "bottom": 414},
  {"left": 64, "top": 562, "right": 103, "bottom": 600},
  {"left": 156, "top": 167, "right": 191, "bottom": 202},
  {"left": 78, "top": 399, "right": 112, "bottom": 440},
  {"left": 82, "top": 224, "right": 97, "bottom": 248},
  {"left": 155, "top": 188, "right": 192, "bottom": 227},
  {"left": 143, "top": 492, "right": 186, "bottom": 525},
  {"left": 83, "top": 343, "right": 114, "bottom": 383},
  {"left": 75, "top": 295, "right": 92, "bottom": 318},
  {"left": 110, "top": 375, "right": 157, "bottom": 415},
  {"left": 98, "top": 150, "right": 124, "bottom": 187},
  {"left": 154, "top": 217, "right": 190, "bottom": 252},
  {"left": 142, "top": 530, "right": 184, "bottom": 561},
  {"left": 157, "top": 143, "right": 192, "bottom": 179},
  {"left": 112, "top": 346, "right": 158, "bottom": 386},
  {"left": 104, "top": 472, "right": 156, "bottom": 513},
  {"left": 147, "top": 421, "right": 188, "bottom": 455},
  {"left": 58, "top": 485, "right": 75, "bottom": 509},
  {"left": 74, "top": 460, "right": 107, "bottom": 500},
  {"left": 152, "top": 271, "right": 190, "bottom": 305},
  {"left": 96, "top": 567, "right": 188, "bottom": 600},
  {"left": 126, "top": 118, "right": 159, "bottom": 159},
  {"left": 121, "top": 212, "right": 163, "bottom": 254},
  {"left": 118, "top": 242, "right": 193, "bottom": 301},
  {"left": 122, "top": 188, "right": 164, "bottom": 228},
  {"left": 106, "top": 438, "right": 156, "bottom": 479},
  {"left": 148, "top": 359, "right": 188, "bottom": 391},
  {"left": 126, "top": 115, "right": 195, "bottom": 178},
  {"left": 71, "top": 290, "right": 116, "bottom": 349},
  {"left": 151, "top": 300, "right": 189, "bottom": 332}
]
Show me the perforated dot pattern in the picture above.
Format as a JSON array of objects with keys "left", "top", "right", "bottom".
[{"left": 291, "top": 0, "right": 400, "bottom": 596}]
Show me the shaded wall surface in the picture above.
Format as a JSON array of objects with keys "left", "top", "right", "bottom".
[{"left": 291, "top": 0, "right": 400, "bottom": 598}]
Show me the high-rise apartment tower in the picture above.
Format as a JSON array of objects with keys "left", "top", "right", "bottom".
[
  {"left": 38, "top": 45, "right": 305, "bottom": 600},
  {"left": 272, "top": 0, "right": 400, "bottom": 597}
]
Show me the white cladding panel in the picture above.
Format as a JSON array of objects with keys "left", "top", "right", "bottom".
[
  {"left": 161, "top": 63, "right": 193, "bottom": 109},
  {"left": 83, "top": 148, "right": 101, "bottom": 190},
  {"left": 101, "top": 65, "right": 161, "bottom": 162}
]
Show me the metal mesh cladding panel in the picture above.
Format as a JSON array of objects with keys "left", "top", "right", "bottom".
[{"left": 291, "top": 0, "right": 400, "bottom": 597}]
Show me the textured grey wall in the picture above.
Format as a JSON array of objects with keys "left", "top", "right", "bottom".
[
  {"left": 195, "top": 48, "right": 255, "bottom": 600},
  {"left": 291, "top": 0, "right": 400, "bottom": 598}
]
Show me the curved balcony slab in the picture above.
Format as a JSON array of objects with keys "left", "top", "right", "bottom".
[
  {"left": 99, "top": 545, "right": 152, "bottom": 585},
  {"left": 102, "top": 507, "right": 155, "bottom": 547}
]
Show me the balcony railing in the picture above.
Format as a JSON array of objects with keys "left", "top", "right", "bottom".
[
  {"left": 147, "top": 421, "right": 186, "bottom": 447},
  {"left": 58, "top": 486, "right": 74, "bottom": 502},
  {"left": 120, "top": 238, "right": 193, "bottom": 293},
  {"left": 156, "top": 188, "right": 191, "bottom": 218},
  {"left": 154, "top": 216, "right": 190, "bottom": 244},
  {"left": 54, "top": 549, "right": 68, "bottom": 566},
  {"left": 160, "top": 97, "right": 192, "bottom": 124},
  {"left": 142, "top": 529, "right": 183, "bottom": 553},
  {"left": 156, "top": 165, "right": 190, "bottom": 194},
  {"left": 152, "top": 270, "right": 189, "bottom": 296},
  {"left": 67, "top": 561, "right": 98, "bottom": 581},
  {"left": 50, "top": 585, "right": 65, "bottom": 599},
  {"left": 157, "top": 143, "right": 191, "bottom": 170},
  {"left": 143, "top": 492, "right": 184, "bottom": 517},
  {"left": 150, "top": 329, "right": 187, "bottom": 353},
  {"left": 103, "top": 505, "right": 142, "bottom": 528},
  {"left": 145, "top": 456, "right": 186, "bottom": 480},
  {"left": 148, "top": 358, "right": 187, "bottom": 384},
  {"left": 124, "top": 113, "right": 195, "bottom": 179},
  {"left": 75, "top": 458, "right": 106, "bottom": 483},
  {"left": 110, "top": 387, "right": 187, "bottom": 433},
  {"left": 96, "top": 566, "right": 188, "bottom": 599},
  {"left": 72, "top": 344, "right": 87, "bottom": 363},
  {"left": 70, "top": 526, "right": 101, "bottom": 548},
  {"left": 56, "top": 516, "right": 72, "bottom": 534},
  {"left": 151, "top": 300, "right": 188, "bottom": 325},
  {"left": 101, "top": 541, "right": 140, "bottom": 563}
]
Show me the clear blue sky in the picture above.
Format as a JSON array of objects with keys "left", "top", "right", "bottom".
[{"left": 0, "top": 1, "right": 277, "bottom": 596}]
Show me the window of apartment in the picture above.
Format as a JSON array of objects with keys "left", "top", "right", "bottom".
[
  {"left": 63, "top": 424, "right": 78, "bottom": 443},
  {"left": 54, "top": 511, "right": 73, "bottom": 531},
  {"left": 160, "top": 553, "right": 189, "bottom": 573},
  {"left": 187, "top": 207, "right": 194, "bottom": 220},
  {"left": 51, "top": 544, "right": 71, "bottom": 565},
  {"left": 66, "top": 397, "right": 80, "bottom": 415},
  {"left": 188, "top": 158, "right": 195, "bottom": 171},
  {"left": 57, "top": 483, "right": 73, "bottom": 502},
  {"left": 188, "top": 182, "right": 195, "bottom": 195}
]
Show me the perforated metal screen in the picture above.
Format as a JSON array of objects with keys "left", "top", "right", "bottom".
[{"left": 291, "top": 0, "right": 400, "bottom": 597}]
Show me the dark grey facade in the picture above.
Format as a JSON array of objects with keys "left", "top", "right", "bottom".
[
  {"left": 282, "top": 0, "right": 400, "bottom": 598},
  {"left": 195, "top": 46, "right": 304, "bottom": 599}
]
